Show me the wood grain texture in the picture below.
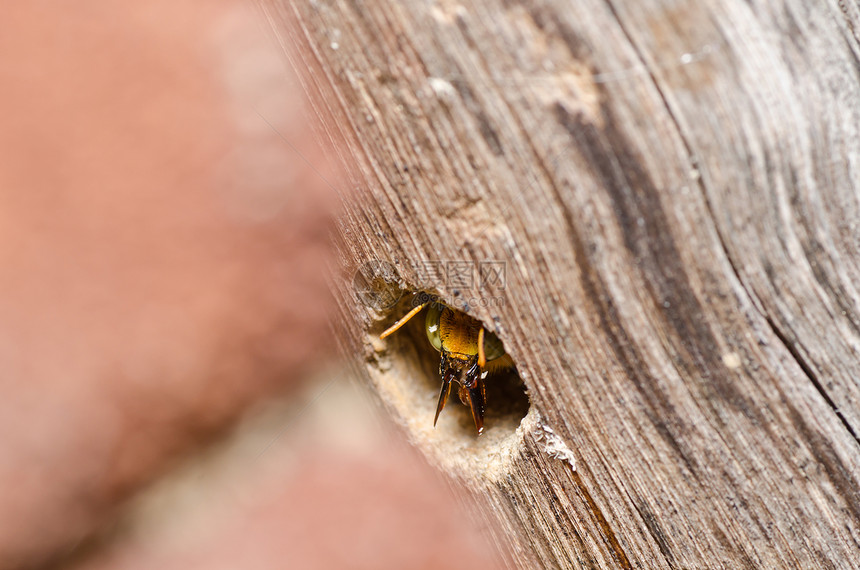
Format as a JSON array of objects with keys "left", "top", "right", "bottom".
[{"left": 265, "top": 0, "right": 860, "bottom": 567}]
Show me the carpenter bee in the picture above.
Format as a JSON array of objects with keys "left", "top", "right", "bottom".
[{"left": 380, "top": 300, "right": 513, "bottom": 434}]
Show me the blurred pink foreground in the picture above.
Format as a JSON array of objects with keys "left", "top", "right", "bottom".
[{"left": 0, "top": 2, "right": 502, "bottom": 569}]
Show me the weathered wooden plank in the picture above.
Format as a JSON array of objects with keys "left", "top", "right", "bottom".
[{"left": 266, "top": 0, "right": 860, "bottom": 567}]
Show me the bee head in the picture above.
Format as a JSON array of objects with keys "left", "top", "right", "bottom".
[{"left": 438, "top": 351, "right": 487, "bottom": 434}]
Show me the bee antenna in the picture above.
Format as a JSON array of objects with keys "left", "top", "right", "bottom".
[{"left": 379, "top": 302, "right": 427, "bottom": 339}]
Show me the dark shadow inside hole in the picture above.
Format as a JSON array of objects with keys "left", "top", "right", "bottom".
[{"left": 378, "top": 295, "right": 530, "bottom": 436}]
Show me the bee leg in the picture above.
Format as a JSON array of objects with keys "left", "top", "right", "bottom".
[{"left": 433, "top": 368, "right": 455, "bottom": 427}]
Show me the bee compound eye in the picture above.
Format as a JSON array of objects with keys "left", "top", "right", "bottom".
[
  {"left": 425, "top": 303, "right": 443, "bottom": 352},
  {"left": 482, "top": 329, "right": 506, "bottom": 361}
]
